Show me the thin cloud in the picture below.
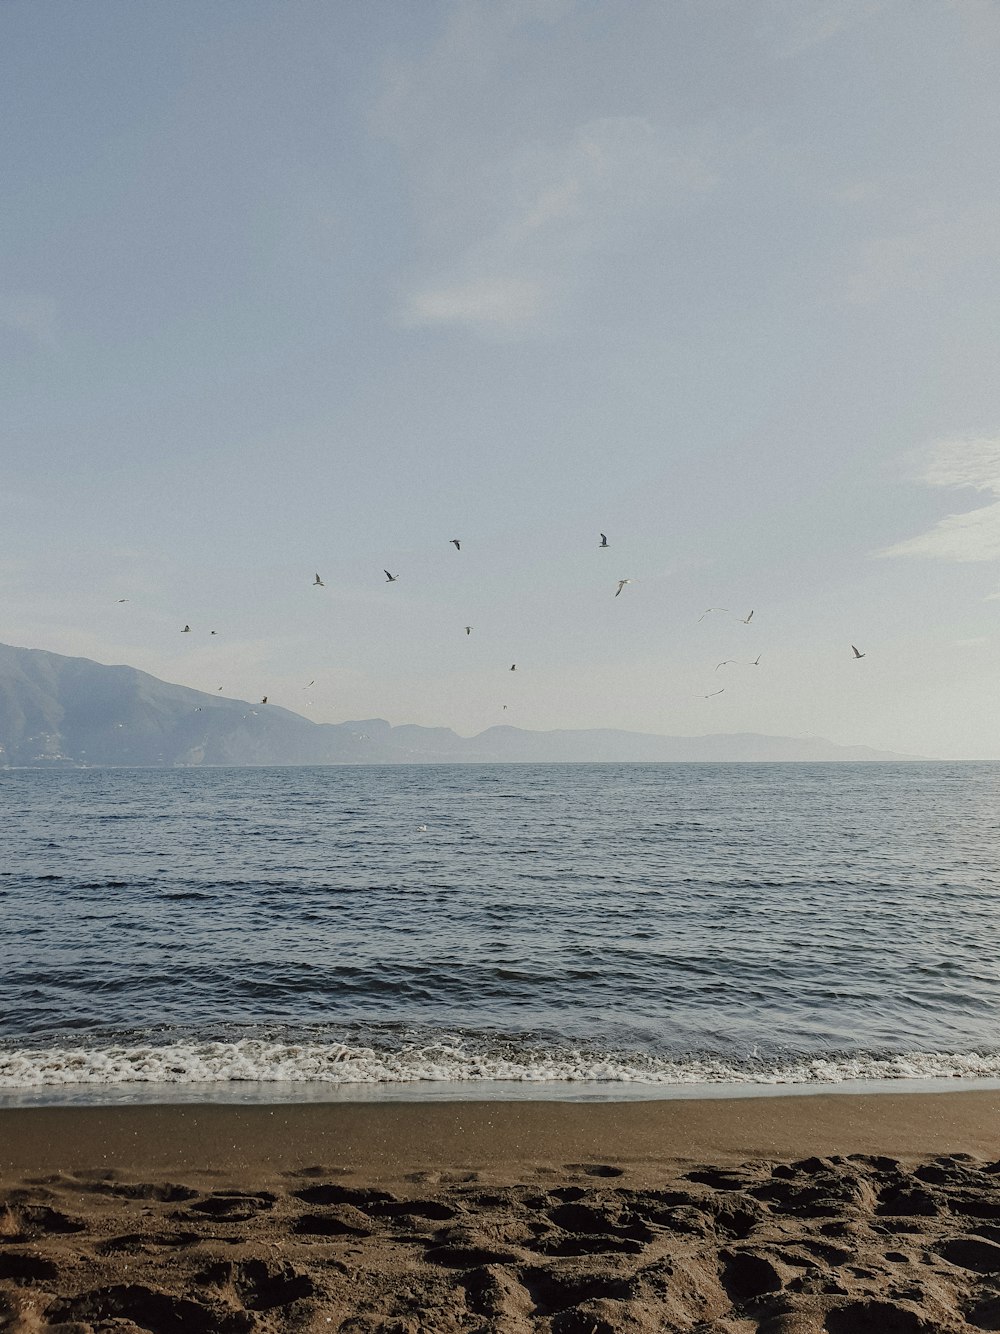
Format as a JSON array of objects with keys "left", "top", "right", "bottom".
[
  {"left": 846, "top": 206, "right": 1000, "bottom": 305},
  {"left": 764, "top": 0, "right": 892, "bottom": 58},
  {"left": 377, "top": 3, "right": 717, "bottom": 336},
  {"left": 392, "top": 115, "right": 715, "bottom": 335},
  {"left": 398, "top": 277, "right": 543, "bottom": 334},
  {"left": 879, "top": 437, "right": 1000, "bottom": 563}
]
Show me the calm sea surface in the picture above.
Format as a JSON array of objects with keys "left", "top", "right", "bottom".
[{"left": 2, "top": 763, "right": 1000, "bottom": 1102}]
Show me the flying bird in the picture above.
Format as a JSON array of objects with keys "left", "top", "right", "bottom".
[
  {"left": 261, "top": 696, "right": 268, "bottom": 704},
  {"left": 741, "top": 610, "right": 754, "bottom": 624},
  {"left": 210, "top": 630, "right": 217, "bottom": 635},
  {"left": 599, "top": 533, "right": 609, "bottom": 548},
  {"left": 615, "top": 579, "right": 632, "bottom": 597},
  {"left": 450, "top": 539, "right": 461, "bottom": 551},
  {"left": 704, "top": 689, "right": 725, "bottom": 698},
  {"left": 115, "top": 598, "right": 129, "bottom": 603},
  {"left": 182, "top": 625, "right": 191, "bottom": 633},
  {"left": 698, "top": 608, "right": 729, "bottom": 622},
  {"left": 465, "top": 626, "right": 473, "bottom": 635},
  {"left": 314, "top": 573, "right": 325, "bottom": 587},
  {"left": 384, "top": 570, "right": 398, "bottom": 582},
  {"left": 305, "top": 680, "right": 315, "bottom": 688},
  {"left": 510, "top": 663, "right": 517, "bottom": 671},
  {"left": 852, "top": 645, "right": 866, "bottom": 659},
  {"left": 717, "top": 655, "right": 762, "bottom": 670}
]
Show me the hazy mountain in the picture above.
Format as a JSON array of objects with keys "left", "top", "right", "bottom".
[{"left": 0, "top": 643, "right": 920, "bottom": 766}]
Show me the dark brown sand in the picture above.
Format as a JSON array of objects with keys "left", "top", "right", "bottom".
[{"left": 2, "top": 1091, "right": 1000, "bottom": 1332}]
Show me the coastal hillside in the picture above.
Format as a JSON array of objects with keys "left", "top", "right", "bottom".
[{"left": 0, "top": 643, "right": 917, "bottom": 766}]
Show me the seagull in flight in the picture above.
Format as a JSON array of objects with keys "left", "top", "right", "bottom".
[
  {"left": 704, "top": 688, "right": 725, "bottom": 698},
  {"left": 305, "top": 680, "right": 315, "bottom": 688},
  {"left": 465, "top": 626, "right": 473, "bottom": 635},
  {"left": 715, "top": 660, "right": 739, "bottom": 670},
  {"left": 314, "top": 573, "right": 325, "bottom": 587},
  {"left": 852, "top": 645, "right": 866, "bottom": 659},
  {"left": 384, "top": 570, "right": 398, "bottom": 582},
  {"left": 182, "top": 625, "right": 191, "bottom": 633},
  {"left": 261, "top": 696, "right": 268, "bottom": 704},
  {"left": 510, "top": 663, "right": 517, "bottom": 671},
  {"left": 741, "top": 610, "right": 754, "bottom": 624},
  {"left": 115, "top": 598, "right": 129, "bottom": 603},
  {"left": 599, "top": 533, "right": 609, "bottom": 548},
  {"left": 615, "top": 579, "right": 632, "bottom": 597},
  {"left": 698, "top": 607, "right": 729, "bottom": 622},
  {"left": 450, "top": 539, "right": 461, "bottom": 551}
]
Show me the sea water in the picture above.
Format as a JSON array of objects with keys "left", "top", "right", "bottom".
[{"left": 2, "top": 762, "right": 999, "bottom": 1104}]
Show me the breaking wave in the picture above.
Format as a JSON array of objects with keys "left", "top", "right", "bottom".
[{"left": 3, "top": 1034, "right": 1000, "bottom": 1092}]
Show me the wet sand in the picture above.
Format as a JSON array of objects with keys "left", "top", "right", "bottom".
[{"left": 2, "top": 1090, "right": 1000, "bottom": 1331}]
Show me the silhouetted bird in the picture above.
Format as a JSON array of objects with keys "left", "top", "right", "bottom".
[
  {"left": 852, "top": 645, "right": 866, "bottom": 659},
  {"left": 182, "top": 625, "right": 190, "bottom": 633},
  {"left": 600, "top": 533, "right": 609, "bottom": 548},
  {"left": 384, "top": 570, "right": 398, "bottom": 582},
  {"left": 450, "top": 539, "right": 461, "bottom": 550},
  {"left": 314, "top": 573, "right": 325, "bottom": 586},
  {"left": 615, "top": 579, "right": 632, "bottom": 597}
]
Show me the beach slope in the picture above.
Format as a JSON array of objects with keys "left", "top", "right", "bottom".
[{"left": 2, "top": 1091, "right": 1000, "bottom": 1330}]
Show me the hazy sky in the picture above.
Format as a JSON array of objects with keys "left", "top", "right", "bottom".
[{"left": 4, "top": 0, "right": 1000, "bottom": 757}]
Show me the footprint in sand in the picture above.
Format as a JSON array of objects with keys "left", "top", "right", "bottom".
[
  {"left": 183, "top": 1191, "right": 277, "bottom": 1222},
  {"left": 0, "top": 1203, "right": 86, "bottom": 1242},
  {"left": 563, "top": 1163, "right": 625, "bottom": 1179},
  {"left": 46, "top": 1284, "right": 253, "bottom": 1334},
  {"left": 0, "top": 1251, "right": 60, "bottom": 1283}
]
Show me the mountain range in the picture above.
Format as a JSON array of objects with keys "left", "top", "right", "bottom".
[{"left": 0, "top": 642, "right": 919, "bottom": 766}]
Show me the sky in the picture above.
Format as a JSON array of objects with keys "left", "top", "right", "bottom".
[{"left": 3, "top": 0, "right": 1000, "bottom": 758}]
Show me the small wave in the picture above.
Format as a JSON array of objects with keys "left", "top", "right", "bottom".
[{"left": 3, "top": 1039, "right": 1000, "bottom": 1090}]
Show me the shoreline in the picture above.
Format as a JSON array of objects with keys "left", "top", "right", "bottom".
[{"left": 6, "top": 1071, "right": 1000, "bottom": 1111}]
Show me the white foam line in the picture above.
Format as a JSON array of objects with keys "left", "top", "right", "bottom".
[{"left": 2, "top": 1039, "right": 1000, "bottom": 1089}]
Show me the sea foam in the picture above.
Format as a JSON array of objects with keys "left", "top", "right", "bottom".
[{"left": 3, "top": 1037, "right": 1000, "bottom": 1090}]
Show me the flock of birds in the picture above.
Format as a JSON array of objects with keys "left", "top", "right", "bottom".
[{"left": 122, "top": 533, "right": 866, "bottom": 712}]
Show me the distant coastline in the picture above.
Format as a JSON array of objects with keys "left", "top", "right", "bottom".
[{"left": 0, "top": 641, "right": 924, "bottom": 767}]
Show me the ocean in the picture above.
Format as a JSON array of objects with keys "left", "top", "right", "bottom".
[{"left": 2, "top": 762, "right": 999, "bottom": 1105}]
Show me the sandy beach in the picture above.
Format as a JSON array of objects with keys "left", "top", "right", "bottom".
[{"left": 2, "top": 1090, "right": 1000, "bottom": 1331}]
